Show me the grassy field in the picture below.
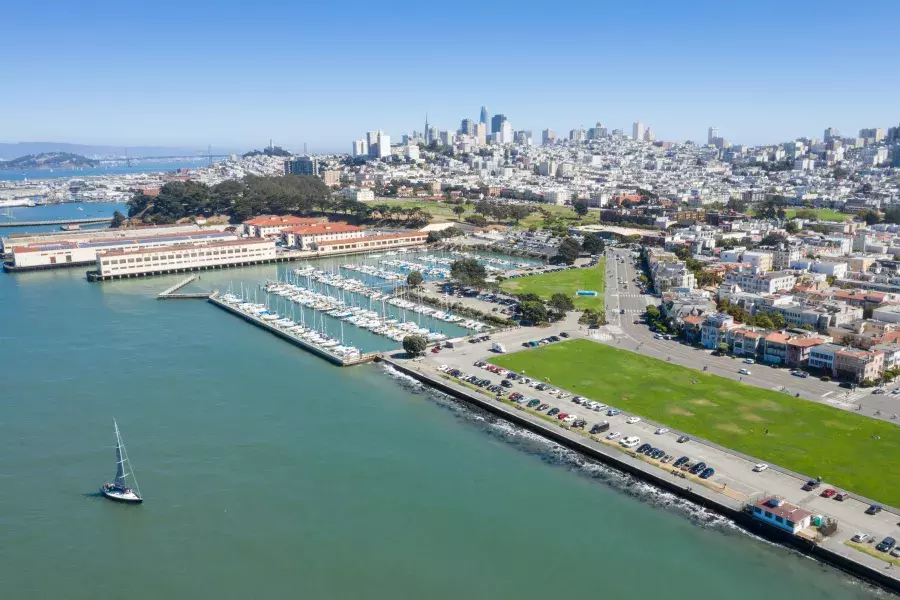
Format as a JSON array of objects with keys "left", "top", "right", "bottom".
[
  {"left": 783, "top": 208, "right": 849, "bottom": 222},
  {"left": 500, "top": 258, "right": 606, "bottom": 309},
  {"left": 491, "top": 339, "right": 900, "bottom": 506}
]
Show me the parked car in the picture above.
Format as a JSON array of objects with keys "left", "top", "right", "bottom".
[
  {"left": 637, "top": 443, "right": 652, "bottom": 454},
  {"left": 802, "top": 479, "right": 821, "bottom": 491},
  {"left": 559, "top": 332, "right": 570, "bottom": 338},
  {"left": 834, "top": 492, "right": 850, "bottom": 502},
  {"left": 626, "top": 417, "right": 641, "bottom": 424},
  {"left": 753, "top": 463, "right": 768, "bottom": 472},
  {"left": 590, "top": 422, "right": 610, "bottom": 434},
  {"left": 606, "top": 431, "right": 622, "bottom": 441},
  {"left": 743, "top": 358, "right": 755, "bottom": 364},
  {"left": 501, "top": 380, "right": 513, "bottom": 388},
  {"left": 851, "top": 532, "right": 871, "bottom": 543},
  {"left": 821, "top": 488, "right": 837, "bottom": 498},
  {"left": 547, "top": 408, "right": 560, "bottom": 417},
  {"left": 607, "top": 409, "right": 621, "bottom": 416},
  {"left": 661, "top": 454, "right": 674, "bottom": 464},
  {"left": 689, "top": 462, "right": 707, "bottom": 475},
  {"left": 699, "top": 468, "right": 715, "bottom": 479},
  {"left": 572, "top": 419, "right": 586, "bottom": 429},
  {"left": 674, "top": 456, "right": 690, "bottom": 467},
  {"left": 620, "top": 436, "right": 641, "bottom": 448},
  {"left": 876, "top": 537, "right": 897, "bottom": 552},
  {"left": 536, "top": 403, "right": 550, "bottom": 411},
  {"left": 866, "top": 504, "right": 883, "bottom": 515},
  {"left": 556, "top": 412, "right": 569, "bottom": 420},
  {"left": 677, "top": 435, "right": 690, "bottom": 443},
  {"left": 655, "top": 428, "right": 669, "bottom": 435}
]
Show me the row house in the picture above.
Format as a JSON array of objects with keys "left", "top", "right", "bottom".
[
  {"left": 785, "top": 337, "right": 827, "bottom": 368},
  {"left": 701, "top": 313, "right": 735, "bottom": 349},
  {"left": 833, "top": 348, "right": 884, "bottom": 383}
]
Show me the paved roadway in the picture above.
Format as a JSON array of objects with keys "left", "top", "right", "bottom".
[{"left": 604, "top": 247, "right": 900, "bottom": 422}]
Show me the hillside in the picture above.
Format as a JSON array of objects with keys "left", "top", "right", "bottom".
[{"left": 0, "top": 152, "right": 98, "bottom": 170}]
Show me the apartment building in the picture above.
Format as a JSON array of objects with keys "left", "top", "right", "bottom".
[
  {"left": 701, "top": 313, "right": 735, "bottom": 349},
  {"left": 244, "top": 215, "right": 323, "bottom": 238},
  {"left": 833, "top": 348, "right": 884, "bottom": 382},
  {"left": 724, "top": 270, "right": 797, "bottom": 294},
  {"left": 281, "top": 223, "right": 366, "bottom": 249}
]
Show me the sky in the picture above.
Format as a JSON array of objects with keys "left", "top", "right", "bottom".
[{"left": 2, "top": 0, "right": 899, "bottom": 153}]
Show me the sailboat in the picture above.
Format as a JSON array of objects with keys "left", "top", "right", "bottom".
[{"left": 100, "top": 420, "right": 143, "bottom": 504}]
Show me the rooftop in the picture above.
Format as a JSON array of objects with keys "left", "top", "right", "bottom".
[{"left": 754, "top": 496, "right": 812, "bottom": 523}]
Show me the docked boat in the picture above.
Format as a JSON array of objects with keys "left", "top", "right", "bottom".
[{"left": 100, "top": 420, "right": 143, "bottom": 504}]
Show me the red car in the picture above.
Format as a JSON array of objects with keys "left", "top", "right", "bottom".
[
  {"left": 821, "top": 488, "right": 837, "bottom": 498},
  {"left": 557, "top": 412, "right": 569, "bottom": 420},
  {"left": 431, "top": 346, "right": 441, "bottom": 353}
]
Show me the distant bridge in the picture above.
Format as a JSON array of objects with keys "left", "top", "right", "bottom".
[{"left": 0, "top": 217, "right": 113, "bottom": 228}]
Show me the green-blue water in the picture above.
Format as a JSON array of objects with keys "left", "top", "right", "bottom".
[{"left": 0, "top": 262, "right": 889, "bottom": 598}]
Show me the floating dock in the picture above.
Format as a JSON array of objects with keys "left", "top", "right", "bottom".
[
  {"left": 207, "top": 293, "right": 378, "bottom": 367},
  {"left": 156, "top": 276, "right": 211, "bottom": 299}
]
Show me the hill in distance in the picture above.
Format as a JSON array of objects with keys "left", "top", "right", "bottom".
[{"left": 0, "top": 152, "right": 98, "bottom": 170}]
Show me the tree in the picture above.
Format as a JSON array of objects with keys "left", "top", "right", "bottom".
[
  {"left": 450, "top": 258, "right": 487, "bottom": 288},
  {"left": 785, "top": 220, "right": 800, "bottom": 234},
  {"left": 581, "top": 232, "right": 605, "bottom": 255},
  {"left": 716, "top": 342, "right": 729, "bottom": 355},
  {"left": 645, "top": 305, "right": 661, "bottom": 320},
  {"left": 111, "top": 210, "right": 126, "bottom": 228},
  {"left": 452, "top": 205, "right": 466, "bottom": 219},
  {"left": 508, "top": 205, "right": 535, "bottom": 224},
  {"left": 464, "top": 214, "right": 488, "bottom": 227},
  {"left": 551, "top": 237, "right": 581, "bottom": 265},
  {"left": 573, "top": 201, "right": 589, "bottom": 217},
  {"left": 520, "top": 300, "right": 549, "bottom": 324},
  {"left": 406, "top": 270, "right": 424, "bottom": 288},
  {"left": 884, "top": 206, "right": 900, "bottom": 225},
  {"left": 857, "top": 209, "right": 881, "bottom": 226},
  {"left": 517, "top": 293, "right": 542, "bottom": 303},
  {"left": 754, "top": 314, "right": 775, "bottom": 330},
  {"left": 402, "top": 334, "right": 428, "bottom": 357},
  {"left": 548, "top": 293, "right": 575, "bottom": 319}
]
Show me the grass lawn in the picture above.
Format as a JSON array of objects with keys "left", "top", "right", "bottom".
[
  {"left": 491, "top": 339, "right": 900, "bottom": 506},
  {"left": 783, "top": 208, "right": 849, "bottom": 222},
  {"left": 500, "top": 257, "right": 605, "bottom": 309}
]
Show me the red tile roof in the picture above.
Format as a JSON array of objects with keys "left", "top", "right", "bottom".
[
  {"left": 244, "top": 215, "right": 322, "bottom": 227},
  {"left": 317, "top": 233, "right": 427, "bottom": 247},
  {"left": 787, "top": 337, "right": 825, "bottom": 348},
  {"left": 282, "top": 223, "right": 363, "bottom": 235},
  {"left": 755, "top": 497, "right": 811, "bottom": 523}
]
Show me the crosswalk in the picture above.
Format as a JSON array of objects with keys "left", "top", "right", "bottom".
[{"left": 589, "top": 331, "right": 613, "bottom": 341}]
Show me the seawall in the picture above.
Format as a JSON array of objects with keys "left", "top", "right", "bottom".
[{"left": 379, "top": 357, "right": 900, "bottom": 594}]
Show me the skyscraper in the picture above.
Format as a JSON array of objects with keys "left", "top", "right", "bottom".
[
  {"left": 632, "top": 121, "right": 645, "bottom": 141},
  {"left": 708, "top": 127, "right": 718, "bottom": 145},
  {"left": 491, "top": 114, "right": 507, "bottom": 134},
  {"left": 480, "top": 106, "right": 489, "bottom": 125},
  {"left": 824, "top": 127, "right": 840, "bottom": 141},
  {"left": 475, "top": 123, "right": 487, "bottom": 146},
  {"left": 460, "top": 118, "right": 475, "bottom": 136},
  {"left": 352, "top": 139, "right": 368, "bottom": 157},
  {"left": 542, "top": 129, "right": 556, "bottom": 146},
  {"left": 376, "top": 132, "right": 391, "bottom": 159}
]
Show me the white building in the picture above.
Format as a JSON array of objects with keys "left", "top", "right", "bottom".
[
  {"left": 95, "top": 238, "right": 276, "bottom": 279},
  {"left": 742, "top": 251, "right": 773, "bottom": 272},
  {"left": 751, "top": 496, "right": 812, "bottom": 535},
  {"left": 341, "top": 187, "right": 375, "bottom": 202},
  {"left": 723, "top": 270, "right": 797, "bottom": 294},
  {"left": 872, "top": 304, "right": 900, "bottom": 324},
  {"left": 352, "top": 139, "right": 368, "bottom": 157},
  {"left": 377, "top": 132, "right": 391, "bottom": 159},
  {"left": 281, "top": 223, "right": 366, "bottom": 249},
  {"left": 632, "top": 121, "right": 645, "bottom": 141},
  {"left": 544, "top": 189, "right": 571, "bottom": 205}
]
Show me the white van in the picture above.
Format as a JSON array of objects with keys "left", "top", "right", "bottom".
[{"left": 620, "top": 436, "right": 641, "bottom": 448}]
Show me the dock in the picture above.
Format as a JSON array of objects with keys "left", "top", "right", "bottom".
[
  {"left": 207, "top": 293, "right": 378, "bottom": 367},
  {"left": 0, "top": 217, "right": 113, "bottom": 228},
  {"left": 156, "top": 275, "right": 212, "bottom": 299}
]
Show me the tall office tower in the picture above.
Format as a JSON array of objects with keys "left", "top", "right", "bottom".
[
  {"left": 475, "top": 123, "right": 487, "bottom": 146},
  {"left": 824, "top": 127, "right": 840, "bottom": 141},
  {"left": 376, "top": 132, "right": 391, "bottom": 159},
  {"left": 352, "top": 139, "right": 368, "bottom": 157},
  {"left": 460, "top": 118, "right": 475, "bottom": 136},
  {"left": 491, "top": 114, "right": 507, "bottom": 133},
  {"left": 497, "top": 121, "right": 513, "bottom": 144},
  {"left": 440, "top": 131, "right": 455, "bottom": 146},
  {"left": 644, "top": 127, "right": 655, "bottom": 142},
  {"left": 542, "top": 129, "right": 556, "bottom": 146},
  {"left": 632, "top": 121, "right": 645, "bottom": 141},
  {"left": 588, "top": 122, "right": 605, "bottom": 140},
  {"left": 515, "top": 130, "right": 533, "bottom": 145},
  {"left": 366, "top": 131, "right": 380, "bottom": 149},
  {"left": 859, "top": 128, "right": 885, "bottom": 143},
  {"left": 480, "top": 106, "right": 489, "bottom": 125},
  {"left": 708, "top": 127, "right": 718, "bottom": 144},
  {"left": 569, "top": 128, "right": 586, "bottom": 143},
  {"left": 428, "top": 127, "right": 440, "bottom": 144}
]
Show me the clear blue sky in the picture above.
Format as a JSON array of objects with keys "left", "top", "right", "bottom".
[{"left": 2, "top": 0, "right": 898, "bottom": 152}]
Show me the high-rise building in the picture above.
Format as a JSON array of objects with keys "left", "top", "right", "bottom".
[
  {"left": 475, "top": 123, "right": 487, "bottom": 146},
  {"left": 480, "top": 106, "right": 489, "bottom": 125},
  {"left": 440, "top": 130, "right": 455, "bottom": 146},
  {"left": 352, "top": 139, "right": 368, "bottom": 157},
  {"left": 588, "top": 122, "right": 605, "bottom": 140},
  {"left": 498, "top": 121, "right": 513, "bottom": 144},
  {"left": 632, "top": 121, "right": 645, "bottom": 141},
  {"left": 460, "top": 118, "right": 475, "bottom": 136},
  {"left": 376, "top": 132, "right": 391, "bottom": 159},
  {"left": 644, "top": 127, "right": 655, "bottom": 142},
  {"left": 708, "top": 127, "right": 718, "bottom": 145},
  {"left": 284, "top": 156, "right": 319, "bottom": 176},
  {"left": 366, "top": 131, "right": 380, "bottom": 149},
  {"left": 569, "top": 128, "right": 586, "bottom": 143},
  {"left": 428, "top": 127, "right": 440, "bottom": 144},
  {"left": 514, "top": 130, "right": 533, "bottom": 145},
  {"left": 542, "top": 129, "right": 556, "bottom": 146},
  {"left": 859, "top": 128, "right": 885, "bottom": 143},
  {"left": 824, "top": 127, "right": 840, "bottom": 141},
  {"left": 491, "top": 114, "right": 507, "bottom": 134}
]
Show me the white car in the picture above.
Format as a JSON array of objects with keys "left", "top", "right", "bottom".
[
  {"left": 626, "top": 417, "right": 641, "bottom": 424},
  {"left": 851, "top": 532, "right": 870, "bottom": 543},
  {"left": 593, "top": 403, "right": 606, "bottom": 411},
  {"left": 563, "top": 414, "right": 577, "bottom": 424},
  {"left": 739, "top": 369, "right": 751, "bottom": 375},
  {"left": 438, "top": 365, "right": 449, "bottom": 372},
  {"left": 547, "top": 389, "right": 559, "bottom": 396},
  {"left": 655, "top": 428, "right": 669, "bottom": 435},
  {"left": 606, "top": 431, "right": 622, "bottom": 440},
  {"left": 743, "top": 358, "right": 755, "bottom": 364},
  {"left": 529, "top": 381, "right": 541, "bottom": 388},
  {"left": 620, "top": 436, "right": 641, "bottom": 448},
  {"left": 558, "top": 393, "right": 571, "bottom": 400},
  {"left": 753, "top": 463, "right": 768, "bottom": 472}
]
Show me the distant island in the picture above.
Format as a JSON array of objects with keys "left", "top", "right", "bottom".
[{"left": 0, "top": 152, "right": 98, "bottom": 171}]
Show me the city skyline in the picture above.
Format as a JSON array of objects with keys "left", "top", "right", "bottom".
[{"left": 2, "top": 0, "right": 899, "bottom": 151}]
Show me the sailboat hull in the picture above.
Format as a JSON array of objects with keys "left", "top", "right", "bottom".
[{"left": 101, "top": 488, "right": 143, "bottom": 503}]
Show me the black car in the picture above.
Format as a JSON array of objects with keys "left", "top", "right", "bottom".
[
  {"left": 689, "top": 462, "right": 707, "bottom": 475},
  {"left": 876, "top": 537, "right": 896, "bottom": 552},
  {"left": 572, "top": 419, "right": 586, "bottom": 429},
  {"left": 699, "top": 467, "right": 715, "bottom": 479},
  {"left": 866, "top": 504, "right": 883, "bottom": 515},
  {"left": 653, "top": 449, "right": 666, "bottom": 459},
  {"left": 677, "top": 436, "right": 690, "bottom": 443},
  {"left": 637, "top": 443, "right": 652, "bottom": 453},
  {"left": 537, "top": 403, "right": 550, "bottom": 411},
  {"left": 674, "top": 456, "right": 690, "bottom": 467},
  {"left": 548, "top": 408, "right": 560, "bottom": 416},
  {"left": 802, "top": 479, "right": 821, "bottom": 492},
  {"left": 501, "top": 380, "right": 513, "bottom": 388},
  {"left": 549, "top": 335, "right": 561, "bottom": 342},
  {"left": 559, "top": 332, "right": 570, "bottom": 338}
]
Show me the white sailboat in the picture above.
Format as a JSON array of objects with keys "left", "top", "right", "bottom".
[{"left": 100, "top": 420, "right": 143, "bottom": 504}]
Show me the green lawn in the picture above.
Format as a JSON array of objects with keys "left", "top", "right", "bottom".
[
  {"left": 783, "top": 208, "right": 849, "bottom": 222},
  {"left": 491, "top": 339, "right": 900, "bottom": 506},
  {"left": 500, "top": 258, "right": 605, "bottom": 309}
]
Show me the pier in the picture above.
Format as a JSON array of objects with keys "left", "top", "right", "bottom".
[
  {"left": 156, "top": 275, "right": 211, "bottom": 299},
  {"left": 207, "top": 293, "right": 378, "bottom": 367},
  {"left": 0, "top": 217, "right": 113, "bottom": 228}
]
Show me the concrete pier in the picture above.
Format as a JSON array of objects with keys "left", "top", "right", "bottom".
[
  {"left": 156, "top": 276, "right": 211, "bottom": 299},
  {"left": 0, "top": 217, "right": 113, "bottom": 228}
]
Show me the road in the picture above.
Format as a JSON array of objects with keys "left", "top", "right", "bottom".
[{"left": 603, "top": 247, "right": 900, "bottom": 422}]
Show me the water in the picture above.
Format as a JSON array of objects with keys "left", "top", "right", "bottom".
[
  {"left": 0, "top": 262, "right": 889, "bottom": 599},
  {"left": 0, "top": 202, "right": 128, "bottom": 235},
  {"left": 0, "top": 160, "right": 210, "bottom": 182}
]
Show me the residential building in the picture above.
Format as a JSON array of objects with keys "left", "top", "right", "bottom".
[
  {"left": 352, "top": 139, "right": 368, "bottom": 157},
  {"left": 742, "top": 251, "right": 773, "bottom": 272},
  {"left": 284, "top": 156, "right": 318, "bottom": 176},
  {"left": 244, "top": 215, "right": 323, "bottom": 238},
  {"left": 872, "top": 304, "right": 900, "bottom": 324},
  {"left": 760, "top": 332, "right": 789, "bottom": 364},
  {"left": 724, "top": 270, "right": 797, "bottom": 295},
  {"left": 701, "top": 313, "right": 735, "bottom": 349},
  {"left": 751, "top": 496, "right": 812, "bottom": 534},
  {"left": 785, "top": 337, "right": 826, "bottom": 368},
  {"left": 772, "top": 245, "right": 802, "bottom": 270},
  {"left": 322, "top": 170, "right": 340, "bottom": 187},
  {"left": 833, "top": 348, "right": 884, "bottom": 382},
  {"left": 632, "top": 121, "right": 645, "bottom": 141},
  {"left": 341, "top": 187, "right": 375, "bottom": 202},
  {"left": 809, "top": 343, "right": 842, "bottom": 372}
]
